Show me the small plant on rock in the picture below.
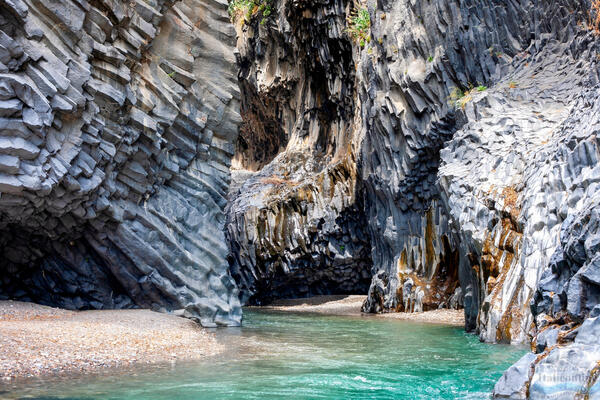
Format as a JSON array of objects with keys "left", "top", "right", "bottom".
[
  {"left": 449, "top": 87, "right": 468, "bottom": 109},
  {"left": 228, "top": 0, "right": 252, "bottom": 22},
  {"left": 258, "top": 2, "right": 272, "bottom": 24},
  {"left": 449, "top": 84, "right": 487, "bottom": 109},
  {"left": 228, "top": 0, "right": 272, "bottom": 25},
  {"left": 347, "top": 7, "right": 371, "bottom": 48}
]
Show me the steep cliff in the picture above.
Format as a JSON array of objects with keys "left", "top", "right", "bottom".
[
  {"left": 227, "top": 0, "right": 600, "bottom": 394},
  {"left": 226, "top": 0, "right": 372, "bottom": 304},
  {"left": 492, "top": 89, "right": 600, "bottom": 397},
  {"left": 356, "top": 0, "right": 598, "bottom": 338},
  {"left": 0, "top": 0, "right": 242, "bottom": 326},
  {"left": 2, "top": 0, "right": 600, "bottom": 394}
]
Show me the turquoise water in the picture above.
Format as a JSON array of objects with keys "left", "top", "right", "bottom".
[{"left": 3, "top": 310, "right": 526, "bottom": 399}]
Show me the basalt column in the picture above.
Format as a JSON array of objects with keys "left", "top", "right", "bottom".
[
  {"left": 0, "top": 0, "right": 242, "bottom": 327},
  {"left": 355, "top": 0, "right": 538, "bottom": 316},
  {"left": 226, "top": 0, "right": 373, "bottom": 305}
]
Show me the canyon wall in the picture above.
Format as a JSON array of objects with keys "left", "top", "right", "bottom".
[
  {"left": 228, "top": 0, "right": 600, "bottom": 394},
  {"left": 226, "top": 0, "right": 373, "bottom": 304},
  {"left": 0, "top": 0, "right": 242, "bottom": 327},
  {"left": 1, "top": 0, "right": 600, "bottom": 394}
]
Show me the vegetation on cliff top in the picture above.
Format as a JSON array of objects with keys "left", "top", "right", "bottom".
[
  {"left": 347, "top": 7, "right": 371, "bottom": 48},
  {"left": 228, "top": 0, "right": 272, "bottom": 25}
]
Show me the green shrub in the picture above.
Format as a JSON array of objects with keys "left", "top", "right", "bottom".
[
  {"left": 449, "top": 87, "right": 465, "bottom": 107},
  {"left": 228, "top": 0, "right": 272, "bottom": 25},
  {"left": 347, "top": 7, "right": 371, "bottom": 48},
  {"left": 449, "top": 84, "right": 487, "bottom": 109}
]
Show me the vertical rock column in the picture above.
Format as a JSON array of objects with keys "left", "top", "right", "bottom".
[
  {"left": 438, "top": 0, "right": 595, "bottom": 341},
  {"left": 0, "top": 0, "right": 242, "bottom": 326},
  {"left": 226, "top": 0, "right": 373, "bottom": 304},
  {"left": 357, "top": 0, "right": 535, "bottom": 315}
]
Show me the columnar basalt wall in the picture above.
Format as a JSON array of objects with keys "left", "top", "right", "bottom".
[
  {"left": 492, "top": 87, "right": 600, "bottom": 398},
  {"left": 227, "top": 156, "right": 372, "bottom": 304},
  {"left": 356, "top": 0, "right": 557, "bottom": 319},
  {"left": 226, "top": 0, "right": 374, "bottom": 304},
  {"left": 355, "top": 0, "right": 600, "bottom": 337},
  {"left": 229, "top": 0, "right": 600, "bottom": 392},
  {"left": 437, "top": 2, "right": 599, "bottom": 347},
  {"left": 0, "top": 0, "right": 242, "bottom": 326}
]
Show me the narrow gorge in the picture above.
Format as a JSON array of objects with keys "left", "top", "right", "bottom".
[{"left": 1, "top": 0, "right": 600, "bottom": 398}]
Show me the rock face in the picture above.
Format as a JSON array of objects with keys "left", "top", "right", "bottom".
[
  {"left": 228, "top": 0, "right": 600, "bottom": 394},
  {"left": 0, "top": 0, "right": 242, "bottom": 327},
  {"left": 356, "top": 0, "right": 595, "bottom": 330},
  {"left": 494, "top": 146, "right": 600, "bottom": 396},
  {"left": 226, "top": 0, "right": 372, "bottom": 304},
  {"left": 3, "top": 0, "right": 600, "bottom": 392}
]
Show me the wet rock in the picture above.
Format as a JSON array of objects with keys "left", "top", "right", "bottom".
[{"left": 493, "top": 352, "right": 536, "bottom": 399}]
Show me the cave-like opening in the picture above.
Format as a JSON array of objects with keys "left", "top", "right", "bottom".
[{"left": 0, "top": 228, "right": 134, "bottom": 310}]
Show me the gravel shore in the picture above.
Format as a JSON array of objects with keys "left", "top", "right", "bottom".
[
  {"left": 256, "top": 295, "right": 465, "bottom": 326},
  {"left": 2, "top": 296, "right": 464, "bottom": 381},
  {"left": 0, "top": 301, "right": 222, "bottom": 381}
]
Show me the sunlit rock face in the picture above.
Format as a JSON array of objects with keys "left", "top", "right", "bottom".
[
  {"left": 356, "top": 0, "right": 598, "bottom": 341},
  {"left": 226, "top": 0, "right": 373, "bottom": 304},
  {"left": 356, "top": 0, "right": 600, "bottom": 390},
  {"left": 0, "top": 0, "right": 242, "bottom": 327},
  {"left": 439, "top": 43, "right": 597, "bottom": 344},
  {"left": 355, "top": 0, "right": 522, "bottom": 321},
  {"left": 493, "top": 90, "right": 600, "bottom": 398},
  {"left": 356, "top": 0, "right": 574, "bottom": 317}
]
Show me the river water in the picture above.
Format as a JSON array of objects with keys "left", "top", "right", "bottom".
[{"left": 2, "top": 310, "right": 526, "bottom": 399}]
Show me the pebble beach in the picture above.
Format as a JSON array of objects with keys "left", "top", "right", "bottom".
[{"left": 0, "top": 301, "right": 222, "bottom": 381}]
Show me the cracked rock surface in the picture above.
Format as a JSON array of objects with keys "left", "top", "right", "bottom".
[
  {"left": 228, "top": 0, "right": 600, "bottom": 393},
  {"left": 226, "top": 0, "right": 372, "bottom": 305},
  {"left": 0, "top": 0, "right": 242, "bottom": 327},
  {"left": 3, "top": 0, "right": 600, "bottom": 392}
]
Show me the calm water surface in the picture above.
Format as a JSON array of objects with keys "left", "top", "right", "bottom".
[{"left": 2, "top": 310, "right": 526, "bottom": 399}]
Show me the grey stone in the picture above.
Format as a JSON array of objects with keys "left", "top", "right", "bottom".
[
  {"left": 0, "top": 98, "right": 21, "bottom": 117},
  {"left": 25, "top": 64, "right": 57, "bottom": 97},
  {"left": 0, "top": 0, "right": 242, "bottom": 327},
  {"left": 31, "top": 0, "right": 85, "bottom": 37},
  {"left": 0, "top": 154, "right": 19, "bottom": 174},
  {"left": 226, "top": 0, "right": 600, "bottom": 393},
  {"left": 0, "top": 0, "right": 28, "bottom": 19},
  {"left": 492, "top": 352, "right": 536, "bottom": 399}
]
